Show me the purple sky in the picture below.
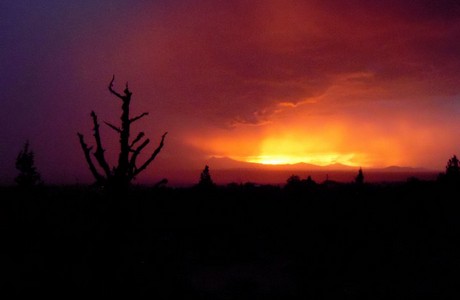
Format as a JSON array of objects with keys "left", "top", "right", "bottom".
[{"left": 1, "top": 0, "right": 460, "bottom": 186}]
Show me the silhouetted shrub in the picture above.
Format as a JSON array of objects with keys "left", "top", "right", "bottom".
[{"left": 285, "top": 175, "right": 302, "bottom": 189}]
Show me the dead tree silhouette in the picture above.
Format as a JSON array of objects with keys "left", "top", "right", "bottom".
[{"left": 77, "top": 75, "right": 167, "bottom": 189}]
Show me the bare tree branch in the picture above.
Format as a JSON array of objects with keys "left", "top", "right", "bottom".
[
  {"left": 104, "top": 121, "right": 122, "bottom": 133},
  {"left": 77, "top": 133, "right": 104, "bottom": 183},
  {"left": 91, "top": 111, "right": 111, "bottom": 177},
  {"left": 130, "top": 112, "right": 149, "bottom": 123},
  {"left": 128, "top": 139, "right": 150, "bottom": 176},
  {"left": 108, "top": 75, "right": 124, "bottom": 100},
  {"left": 133, "top": 132, "right": 167, "bottom": 177},
  {"left": 129, "top": 132, "right": 145, "bottom": 149}
]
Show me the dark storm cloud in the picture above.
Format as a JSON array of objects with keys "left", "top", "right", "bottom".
[{"left": 143, "top": 0, "right": 460, "bottom": 126}]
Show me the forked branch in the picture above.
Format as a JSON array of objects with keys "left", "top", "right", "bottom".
[
  {"left": 133, "top": 132, "right": 168, "bottom": 177},
  {"left": 108, "top": 75, "right": 124, "bottom": 100},
  {"left": 129, "top": 132, "right": 145, "bottom": 149},
  {"left": 77, "top": 133, "right": 104, "bottom": 183}
]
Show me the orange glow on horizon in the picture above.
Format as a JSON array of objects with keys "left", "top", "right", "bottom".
[
  {"left": 245, "top": 153, "right": 360, "bottom": 166},
  {"left": 242, "top": 135, "right": 361, "bottom": 166},
  {"left": 186, "top": 124, "right": 380, "bottom": 168}
]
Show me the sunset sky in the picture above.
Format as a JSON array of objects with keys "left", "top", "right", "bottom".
[{"left": 1, "top": 0, "right": 460, "bottom": 186}]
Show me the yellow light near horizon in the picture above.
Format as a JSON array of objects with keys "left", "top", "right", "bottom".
[
  {"left": 248, "top": 156, "right": 299, "bottom": 165},
  {"left": 243, "top": 136, "right": 361, "bottom": 166},
  {"left": 246, "top": 153, "right": 360, "bottom": 166}
]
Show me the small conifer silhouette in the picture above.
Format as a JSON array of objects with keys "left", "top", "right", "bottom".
[
  {"left": 355, "top": 167, "right": 364, "bottom": 184},
  {"left": 198, "top": 165, "right": 215, "bottom": 188},
  {"left": 15, "top": 140, "right": 42, "bottom": 187}
]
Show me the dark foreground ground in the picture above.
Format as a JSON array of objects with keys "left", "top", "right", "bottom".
[{"left": 1, "top": 180, "right": 460, "bottom": 299}]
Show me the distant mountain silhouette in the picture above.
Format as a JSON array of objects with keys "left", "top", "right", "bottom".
[
  {"left": 206, "top": 156, "right": 261, "bottom": 169},
  {"left": 205, "top": 156, "right": 434, "bottom": 173},
  {"left": 379, "top": 165, "right": 432, "bottom": 172},
  {"left": 206, "top": 156, "right": 351, "bottom": 171}
]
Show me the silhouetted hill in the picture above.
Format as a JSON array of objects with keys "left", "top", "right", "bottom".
[
  {"left": 206, "top": 156, "right": 355, "bottom": 170},
  {"left": 206, "top": 156, "right": 262, "bottom": 169},
  {"left": 206, "top": 156, "right": 355, "bottom": 171},
  {"left": 380, "top": 165, "right": 431, "bottom": 172},
  {"left": 206, "top": 156, "right": 433, "bottom": 172}
]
